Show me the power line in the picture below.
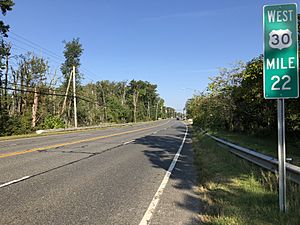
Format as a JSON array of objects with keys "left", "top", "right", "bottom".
[
  {"left": 8, "top": 32, "right": 98, "bottom": 79},
  {"left": 8, "top": 32, "right": 64, "bottom": 61},
  {"left": 6, "top": 31, "right": 104, "bottom": 86},
  {"left": 2, "top": 84, "right": 101, "bottom": 106},
  {"left": 8, "top": 37, "right": 62, "bottom": 63},
  {"left": 6, "top": 80, "right": 61, "bottom": 89},
  {"left": 7, "top": 41, "right": 63, "bottom": 68},
  {"left": 8, "top": 40, "right": 98, "bottom": 83}
]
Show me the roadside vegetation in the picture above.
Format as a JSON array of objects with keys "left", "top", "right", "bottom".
[
  {"left": 193, "top": 128, "right": 300, "bottom": 225},
  {"left": 185, "top": 57, "right": 300, "bottom": 139},
  {"left": 0, "top": 1, "right": 175, "bottom": 137},
  {"left": 185, "top": 26, "right": 300, "bottom": 224}
]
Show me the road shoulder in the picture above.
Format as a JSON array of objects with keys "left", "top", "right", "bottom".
[{"left": 150, "top": 132, "right": 200, "bottom": 225}]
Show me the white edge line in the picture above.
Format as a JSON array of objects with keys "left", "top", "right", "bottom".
[
  {"left": 0, "top": 176, "right": 30, "bottom": 188},
  {"left": 139, "top": 124, "right": 188, "bottom": 225},
  {"left": 123, "top": 140, "right": 135, "bottom": 145}
]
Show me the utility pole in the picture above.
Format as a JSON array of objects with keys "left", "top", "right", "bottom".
[
  {"left": 61, "top": 71, "right": 72, "bottom": 115},
  {"left": 72, "top": 66, "right": 78, "bottom": 128},
  {"left": 4, "top": 43, "right": 11, "bottom": 109}
]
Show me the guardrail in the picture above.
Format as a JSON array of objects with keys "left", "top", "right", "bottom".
[{"left": 206, "top": 133, "right": 300, "bottom": 185}]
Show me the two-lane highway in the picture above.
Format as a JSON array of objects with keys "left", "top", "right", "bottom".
[{"left": 0, "top": 119, "right": 199, "bottom": 225}]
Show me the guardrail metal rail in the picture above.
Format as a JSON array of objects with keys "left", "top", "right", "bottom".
[{"left": 206, "top": 133, "right": 300, "bottom": 185}]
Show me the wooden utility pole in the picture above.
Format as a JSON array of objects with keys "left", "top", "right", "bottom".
[
  {"left": 19, "top": 64, "right": 25, "bottom": 114},
  {"left": 61, "top": 71, "right": 72, "bottom": 115},
  {"left": 49, "top": 69, "right": 57, "bottom": 115},
  {"left": 72, "top": 66, "right": 77, "bottom": 128},
  {"left": 31, "top": 86, "right": 39, "bottom": 128},
  {"left": 4, "top": 43, "right": 11, "bottom": 109},
  {"left": 132, "top": 90, "right": 138, "bottom": 123}
]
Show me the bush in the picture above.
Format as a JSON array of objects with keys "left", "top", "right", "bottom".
[
  {"left": 43, "top": 116, "right": 65, "bottom": 129},
  {"left": 0, "top": 111, "right": 32, "bottom": 136}
]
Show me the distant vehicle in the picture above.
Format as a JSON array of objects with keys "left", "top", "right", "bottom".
[
  {"left": 176, "top": 117, "right": 180, "bottom": 120},
  {"left": 187, "top": 119, "right": 193, "bottom": 125}
]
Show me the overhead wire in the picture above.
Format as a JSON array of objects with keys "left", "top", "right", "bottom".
[
  {"left": 8, "top": 32, "right": 64, "bottom": 61},
  {"left": 9, "top": 31, "right": 64, "bottom": 60},
  {"left": 3, "top": 32, "right": 108, "bottom": 107},
  {"left": 5, "top": 80, "right": 100, "bottom": 103},
  {"left": 7, "top": 31, "right": 103, "bottom": 83},
  {"left": 1, "top": 85, "right": 101, "bottom": 106},
  {"left": 6, "top": 79, "right": 62, "bottom": 89},
  {"left": 7, "top": 40, "right": 63, "bottom": 70}
]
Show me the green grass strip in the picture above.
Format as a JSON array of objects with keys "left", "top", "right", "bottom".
[{"left": 192, "top": 128, "right": 300, "bottom": 225}]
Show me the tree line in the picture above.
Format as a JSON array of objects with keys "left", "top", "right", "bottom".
[
  {"left": 0, "top": 1, "right": 175, "bottom": 136},
  {"left": 186, "top": 56, "right": 300, "bottom": 136},
  {"left": 186, "top": 15, "right": 300, "bottom": 136}
]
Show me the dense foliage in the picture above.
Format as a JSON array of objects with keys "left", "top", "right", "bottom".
[
  {"left": 0, "top": 46, "right": 175, "bottom": 136},
  {"left": 186, "top": 56, "right": 300, "bottom": 136},
  {"left": 0, "top": 48, "right": 175, "bottom": 136}
]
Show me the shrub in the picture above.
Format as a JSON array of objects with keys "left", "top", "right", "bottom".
[{"left": 43, "top": 116, "right": 65, "bottom": 129}]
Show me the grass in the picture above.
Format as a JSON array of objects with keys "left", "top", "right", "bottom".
[
  {"left": 0, "top": 126, "right": 109, "bottom": 141},
  {"left": 192, "top": 127, "right": 300, "bottom": 225},
  {"left": 0, "top": 120, "right": 159, "bottom": 141},
  {"left": 212, "top": 130, "right": 300, "bottom": 167}
]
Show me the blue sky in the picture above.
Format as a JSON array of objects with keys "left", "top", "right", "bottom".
[{"left": 4, "top": 0, "right": 298, "bottom": 111}]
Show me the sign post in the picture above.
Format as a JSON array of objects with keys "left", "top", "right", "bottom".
[
  {"left": 277, "top": 98, "right": 286, "bottom": 211},
  {"left": 263, "top": 3, "right": 299, "bottom": 212}
]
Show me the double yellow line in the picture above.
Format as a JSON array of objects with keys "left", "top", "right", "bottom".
[{"left": 0, "top": 121, "right": 171, "bottom": 159}]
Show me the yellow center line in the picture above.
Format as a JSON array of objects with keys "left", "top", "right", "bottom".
[
  {"left": 0, "top": 121, "right": 171, "bottom": 159},
  {"left": 0, "top": 120, "right": 160, "bottom": 143}
]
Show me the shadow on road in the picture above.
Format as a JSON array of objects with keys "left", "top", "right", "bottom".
[{"left": 134, "top": 124, "right": 200, "bottom": 224}]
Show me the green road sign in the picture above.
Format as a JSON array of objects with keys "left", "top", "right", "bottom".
[{"left": 263, "top": 3, "right": 299, "bottom": 99}]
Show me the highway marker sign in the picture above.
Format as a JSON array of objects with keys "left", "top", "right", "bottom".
[
  {"left": 263, "top": 3, "right": 299, "bottom": 99},
  {"left": 263, "top": 3, "right": 299, "bottom": 213}
]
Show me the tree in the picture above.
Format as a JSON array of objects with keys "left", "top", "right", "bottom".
[
  {"left": 29, "top": 55, "right": 48, "bottom": 127},
  {"left": 60, "top": 38, "right": 83, "bottom": 84},
  {"left": 127, "top": 80, "right": 147, "bottom": 123},
  {"left": 142, "top": 82, "right": 158, "bottom": 120},
  {"left": 0, "top": 0, "right": 14, "bottom": 37},
  {"left": 187, "top": 55, "right": 300, "bottom": 136},
  {"left": 207, "top": 62, "right": 245, "bottom": 131},
  {"left": 60, "top": 38, "right": 83, "bottom": 125},
  {"left": 0, "top": 0, "right": 14, "bottom": 109}
]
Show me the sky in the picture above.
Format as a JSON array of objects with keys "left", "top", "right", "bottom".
[{"left": 3, "top": 0, "right": 299, "bottom": 111}]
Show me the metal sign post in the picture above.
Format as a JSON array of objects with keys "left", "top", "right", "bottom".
[
  {"left": 263, "top": 3, "right": 298, "bottom": 212},
  {"left": 277, "top": 99, "right": 286, "bottom": 212}
]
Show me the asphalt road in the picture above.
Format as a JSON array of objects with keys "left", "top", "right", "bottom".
[{"left": 0, "top": 119, "right": 199, "bottom": 225}]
